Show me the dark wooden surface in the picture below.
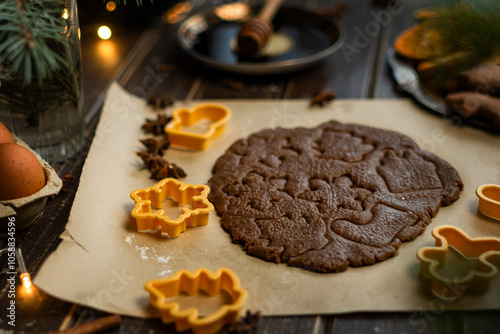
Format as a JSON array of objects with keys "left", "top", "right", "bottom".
[{"left": 1, "top": 0, "right": 499, "bottom": 333}]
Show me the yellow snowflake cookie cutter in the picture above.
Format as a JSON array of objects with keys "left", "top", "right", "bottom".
[
  {"left": 165, "top": 103, "right": 231, "bottom": 150},
  {"left": 417, "top": 225, "right": 500, "bottom": 302},
  {"left": 145, "top": 268, "right": 248, "bottom": 334},
  {"left": 130, "top": 178, "right": 214, "bottom": 238}
]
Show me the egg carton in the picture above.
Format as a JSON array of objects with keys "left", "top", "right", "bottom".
[{"left": 0, "top": 135, "right": 62, "bottom": 230}]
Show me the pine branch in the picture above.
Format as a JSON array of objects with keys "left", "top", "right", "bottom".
[
  {"left": 113, "top": 0, "right": 154, "bottom": 5},
  {"left": 0, "top": 0, "right": 73, "bottom": 86},
  {"left": 0, "top": 0, "right": 81, "bottom": 121},
  {"left": 419, "top": 2, "right": 500, "bottom": 72}
]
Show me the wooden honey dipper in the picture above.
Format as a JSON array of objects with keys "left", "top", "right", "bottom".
[{"left": 237, "top": 0, "right": 285, "bottom": 57}]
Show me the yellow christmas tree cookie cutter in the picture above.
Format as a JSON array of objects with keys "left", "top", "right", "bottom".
[
  {"left": 417, "top": 225, "right": 500, "bottom": 302},
  {"left": 145, "top": 268, "right": 248, "bottom": 334},
  {"left": 165, "top": 103, "right": 231, "bottom": 150},
  {"left": 130, "top": 178, "right": 214, "bottom": 238}
]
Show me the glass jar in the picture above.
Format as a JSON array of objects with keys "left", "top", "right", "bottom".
[{"left": 0, "top": 0, "right": 85, "bottom": 163}]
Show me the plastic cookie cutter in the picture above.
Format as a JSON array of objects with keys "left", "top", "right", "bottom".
[
  {"left": 145, "top": 267, "right": 248, "bottom": 334},
  {"left": 130, "top": 178, "right": 214, "bottom": 238},
  {"left": 476, "top": 184, "right": 500, "bottom": 221},
  {"left": 165, "top": 103, "right": 231, "bottom": 150},
  {"left": 417, "top": 225, "right": 500, "bottom": 302}
]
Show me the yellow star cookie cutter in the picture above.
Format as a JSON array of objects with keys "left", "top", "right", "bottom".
[
  {"left": 417, "top": 225, "right": 500, "bottom": 302},
  {"left": 165, "top": 103, "right": 231, "bottom": 150},
  {"left": 145, "top": 268, "right": 248, "bottom": 334},
  {"left": 130, "top": 178, "right": 214, "bottom": 238}
]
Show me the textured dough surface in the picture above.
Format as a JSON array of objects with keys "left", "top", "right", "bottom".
[{"left": 208, "top": 121, "right": 463, "bottom": 273}]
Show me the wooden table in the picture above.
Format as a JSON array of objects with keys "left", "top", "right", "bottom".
[{"left": 2, "top": 0, "right": 499, "bottom": 333}]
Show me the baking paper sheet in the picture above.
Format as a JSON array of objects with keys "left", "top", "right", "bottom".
[{"left": 35, "top": 82, "right": 500, "bottom": 317}]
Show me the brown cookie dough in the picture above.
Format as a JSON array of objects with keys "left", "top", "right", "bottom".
[{"left": 208, "top": 121, "right": 463, "bottom": 273}]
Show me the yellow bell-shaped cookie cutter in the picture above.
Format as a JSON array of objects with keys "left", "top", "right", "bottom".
[{"left": 165, "top": 103, "right": 231, "bottom": 150}]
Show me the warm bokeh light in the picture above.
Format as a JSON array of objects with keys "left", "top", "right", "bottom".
[
  {"left": 98, "top": 26, "right": 112, "bottom": 40},
  {"left": 106, "top": 1, "right": 117, "bottom": 12},
  {"left": 61, "top": 8, "right": 69, "bottom": 20},
  {"left": 214, "top": 3, "right": 250, "bottom": 22},
  {"left": 97, "top": 40, "right": 119, "bottom": 67},
  {"left": 20, "top": 273, "right": 32, "bottom": 290},
  {"left": 163, "top": 2, "right": 192, "bottom": 24}
]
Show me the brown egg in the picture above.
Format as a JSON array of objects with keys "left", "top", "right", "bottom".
[
  {"left": 0, "top": 143, "right": 46, "bottom": 200},
  {"left": 0, "top": 121, "right": 14, "bottom": 144}
]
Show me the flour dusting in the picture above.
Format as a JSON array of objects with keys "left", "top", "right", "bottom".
[
  {"left": 157, "top": 269, "right": 173, "bottom": 277},
  {"left": 124, "top": 234, "right": 134, "bottom": 245},
  {"left": 124, "top": 233, "right": 173, "bottom": 276},
  {"left": 156, "top": 255, "right": 172, "bottom": 264},
  {"left": 137, "top": 246, "right": 150, "bottom": 260}
]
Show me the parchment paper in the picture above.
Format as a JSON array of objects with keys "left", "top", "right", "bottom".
[{"left": 35, "top": 82, "right": 500, "bottom": 317}]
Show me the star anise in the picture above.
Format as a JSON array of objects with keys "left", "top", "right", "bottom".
[
  {"left": 309, "top": 91, "right": 336, "bottom": 107},
  {"left": 147, "top": 93, "right": 175, "bottom": 109},
  {"left": 137, "top": 151, "right": 167, "bottom": 171},
  {"left": 150, "top": 163, "right": 187, "bottom": 180},
  {"left": 149, "top": 166, "right": 170, "bottom": 180},
  {"left": 142, "top": 114, "right": 172, "bottom": 135},
  {"left": 227, "top": 311, "right": 262, "bottom": 333},
  {"left": 136, "top": 151, "right": 187, "bottom": 180},
  {"left": 169, "top": 163, "right": 187, "bottom": 179},
  {"left": 140, "top": 137, "right": 171, "bottom": 156}
]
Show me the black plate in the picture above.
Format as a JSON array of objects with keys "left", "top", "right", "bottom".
[
  {"left": 387, "top": 47, "right": 500, "bottom": 133},
  {"left": 177, "top": 4, "right": 345, "bottom": 75}
]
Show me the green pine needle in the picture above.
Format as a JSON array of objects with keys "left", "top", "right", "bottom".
[
  {"left": 0, "top": 0, "right": 72, "bottom": 86},
  {"left": 113, "top": 1, "right": 154, "bottom": 5},
  {"left": 419, "top": 1, "right": 500, "bottom": 71}
]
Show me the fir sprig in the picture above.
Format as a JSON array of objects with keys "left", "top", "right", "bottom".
[
  {"left": 113, "top": 1, "right": 153, "bottom": 5},
  {"left": 0, "top": 0, "right": 72, "bottom": 86},
  {"left": 419, "top": 1, "right": 500, "bottom": 72}
]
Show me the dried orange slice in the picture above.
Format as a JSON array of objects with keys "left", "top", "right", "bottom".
[{"left": 394, "top": 24, "right": 445, "bottom": 60}]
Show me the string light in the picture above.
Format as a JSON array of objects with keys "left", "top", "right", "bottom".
[
  {"left": 61, "top": 8, "right": 69, "bottom": 20},
  {"left": 98, "top": 26, "right": 112, "bottom": 40},
  {"left": 106, "top": 1, "right": 117, "bottom": 12},
  {"left": 15, "top": 247, "right": 34, "bottom": 293},
  {"left": 20, "top": 273, "right": 33, "bottom": 290},
  {"left": 1, "top": 237, "right": 34, "bottom": 295}
]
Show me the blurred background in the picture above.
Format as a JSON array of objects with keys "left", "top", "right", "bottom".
[
  {"left": 76, "top": 0, "right": 188, "bottom": 123},
  {"left": 78, "top": 0, "right": 181, "bottom": 26}
]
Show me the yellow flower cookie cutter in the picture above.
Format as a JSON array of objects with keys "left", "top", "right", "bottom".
[
  {"left": 165, "top": 103, "right": 231, "bottom": 150},
  {"left": 476, "top": 184, "right": 500, "bottom": 221},
  {"left": 145, "top": 268, "right": 248, "bottom": 334},
  {"left": 130, "top": 178, "right": 214, "bottom": 238},
  {"left": 417, "top": 225, "right": 500, "bottom": 302}
]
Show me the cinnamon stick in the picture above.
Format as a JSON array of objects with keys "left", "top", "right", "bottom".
[{"left": 43, "top": 315, "right": 122, "bottom": 334}]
